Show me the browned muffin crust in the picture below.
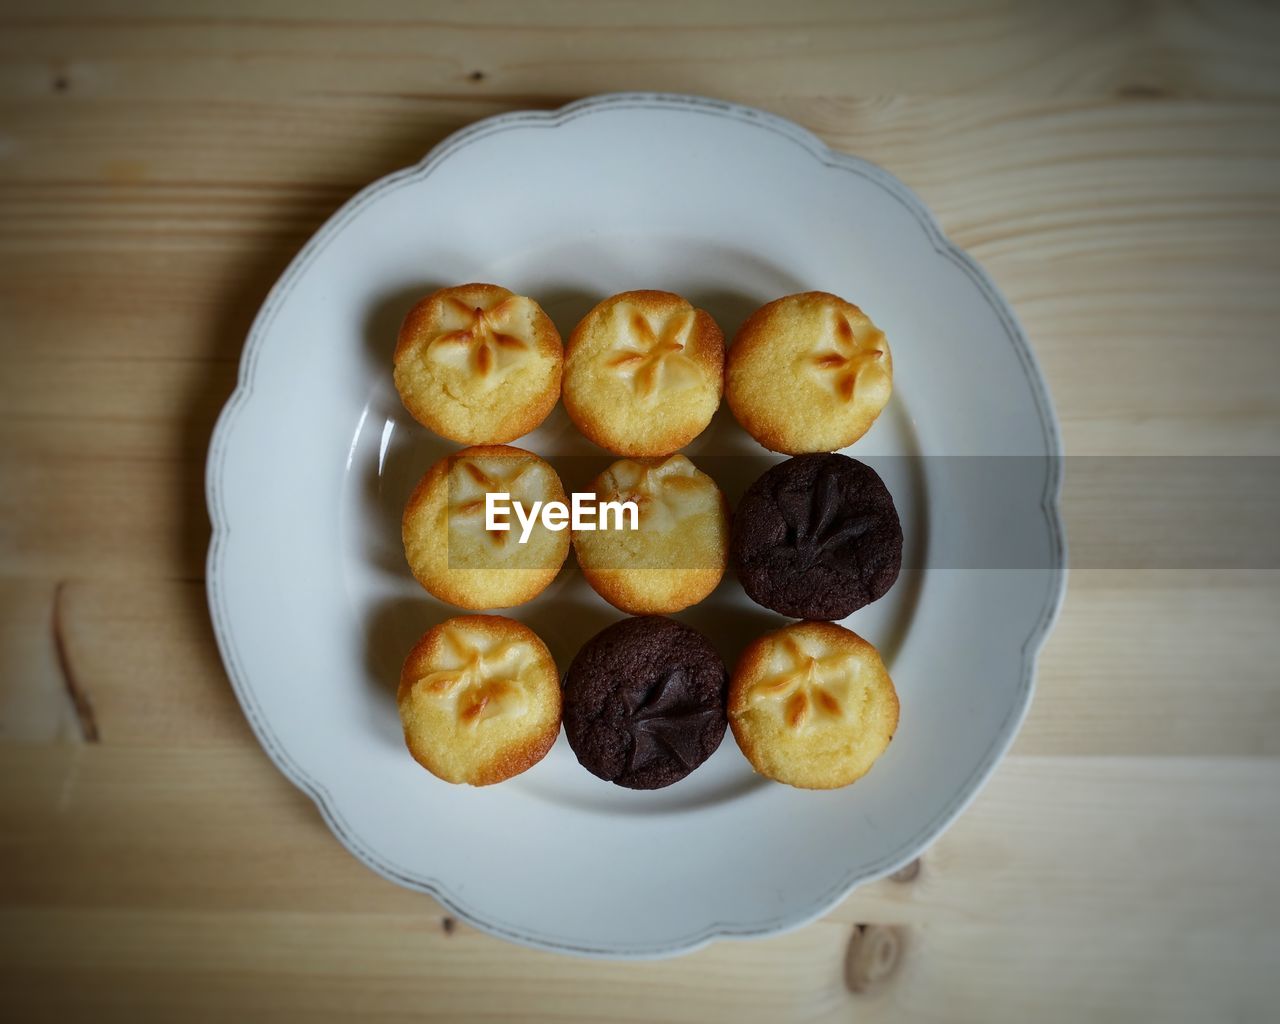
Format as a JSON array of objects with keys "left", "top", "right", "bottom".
[
  {"left": 402, "top": 444, "right": 570, "bottom": 609},
  {"left": 398, "top": 614, "right": 561, "bottom": 786},
  {"left": 394, "top": 283, "right": 562, "bottom": 444},
  {"left": 729, "top": 620, "right": 898, "bottom": 789},
  {"left": 573, "top": 454, "right": 730, "bottom": 614},
  {"left": 726, "top": 291, "right": 892, "bottom": 454},
  {"left": 562, "top": 290, "right": 724, "bottom": 456}
]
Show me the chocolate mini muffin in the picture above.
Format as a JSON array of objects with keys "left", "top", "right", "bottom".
[
  {"left": 563, "top": 616, "right": 729, "bottom": 789},
  {"left": 732, "top": 453, "right": 902, "bottom": 620}
]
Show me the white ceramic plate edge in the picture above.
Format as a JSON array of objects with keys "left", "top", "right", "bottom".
[{"left": 205, "top": 92, "right": 1068, "bottom": 958}]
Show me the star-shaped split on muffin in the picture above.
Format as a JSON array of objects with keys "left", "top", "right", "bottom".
[
  {"left": 412, "top": 626, "right": 531, "bottom": 728},
  {"left": 603, "top": 456, "right": 704, "bottom": 530},
  {"left": 748, "top": 633, "right": 862, "bottom": 730},
  {"left": 782, "top": 464, "right": 870, "bottom": 569},
  {"left": 604, "top": 306, "right": 701, "bottom": 399},
  {"left": 622, "top": 666, "right": 720, "bottom": 772},
  {"left": 427, "top": 295, "right": 531, "bottom": 377},
  {"left": 807, "top": 310, "right": 887, "bottom": 402},
  {"left": 448, "top": 458, "right": 533, "bottom": 547}
]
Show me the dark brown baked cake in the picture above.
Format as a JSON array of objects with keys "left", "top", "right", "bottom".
[
  {"left": 731, "top": 453, "right": 902, "bottom": 620},
  {"left": 562, "top": 616, "right": 728, "bottom": 789}
]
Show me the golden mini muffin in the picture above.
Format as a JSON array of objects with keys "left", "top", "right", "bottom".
[
  {"left": 403, "top": 444, "right": 570, "bottom": 609},
  {"left": 398, "top": 615, "right": 561, "bottom": 785},
  {"left": 726, "top": 291, "right": 892, "bottom": 454},
  {"left": 729, "top": 621, "right": 898, "bottom": 789},
  {"left": 393, "top": 283, "right": 562, "bottom": 444},
  {"left": 573, "top": 454, "right": 729, "bottom": 614},
  {"left": 562, "top": 290, "right": 724, "bottom": 456}
]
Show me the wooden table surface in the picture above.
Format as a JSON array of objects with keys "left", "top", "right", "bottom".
[{"left": 3, "top": 2, "right": 1279, "bottom": 1020}]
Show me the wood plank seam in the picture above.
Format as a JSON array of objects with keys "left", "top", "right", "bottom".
[{"left": 51, "top": 579, "right": 99, "bottom": 743}]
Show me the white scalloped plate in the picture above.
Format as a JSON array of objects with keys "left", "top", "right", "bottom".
[{"left": 207, "top": 93, "right": 1065, "bottom": 958}]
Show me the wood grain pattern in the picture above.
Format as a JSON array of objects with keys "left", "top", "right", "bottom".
[{"left": 1, "top": 2, "right": 1278, "bottom": 1020}]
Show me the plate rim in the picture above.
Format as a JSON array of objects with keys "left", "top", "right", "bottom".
[{"left": 205, "top": 91, "right": 1068, "bottom": 958}]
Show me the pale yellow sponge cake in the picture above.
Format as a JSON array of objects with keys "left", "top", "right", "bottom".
[
  {"left": 728, "top": 621, "right": 898, "bottom": 789},
  {"left": 726, "top": 291, "right": 892, "bottom": 454},
  {"left": 394, "top": 283, "right": 562, "bottom": 444},
  {"left": 402, "top": 444, "right": 570, "bottom": 609},
  {"left": 398, "top": 615, "right": 561, "bottom": 785},
  {"left": 573, "top": 454, "right": 729, "bottom": 615},
  {"left": 562, "top": 290, "right": 724, "bottom": 456}
]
